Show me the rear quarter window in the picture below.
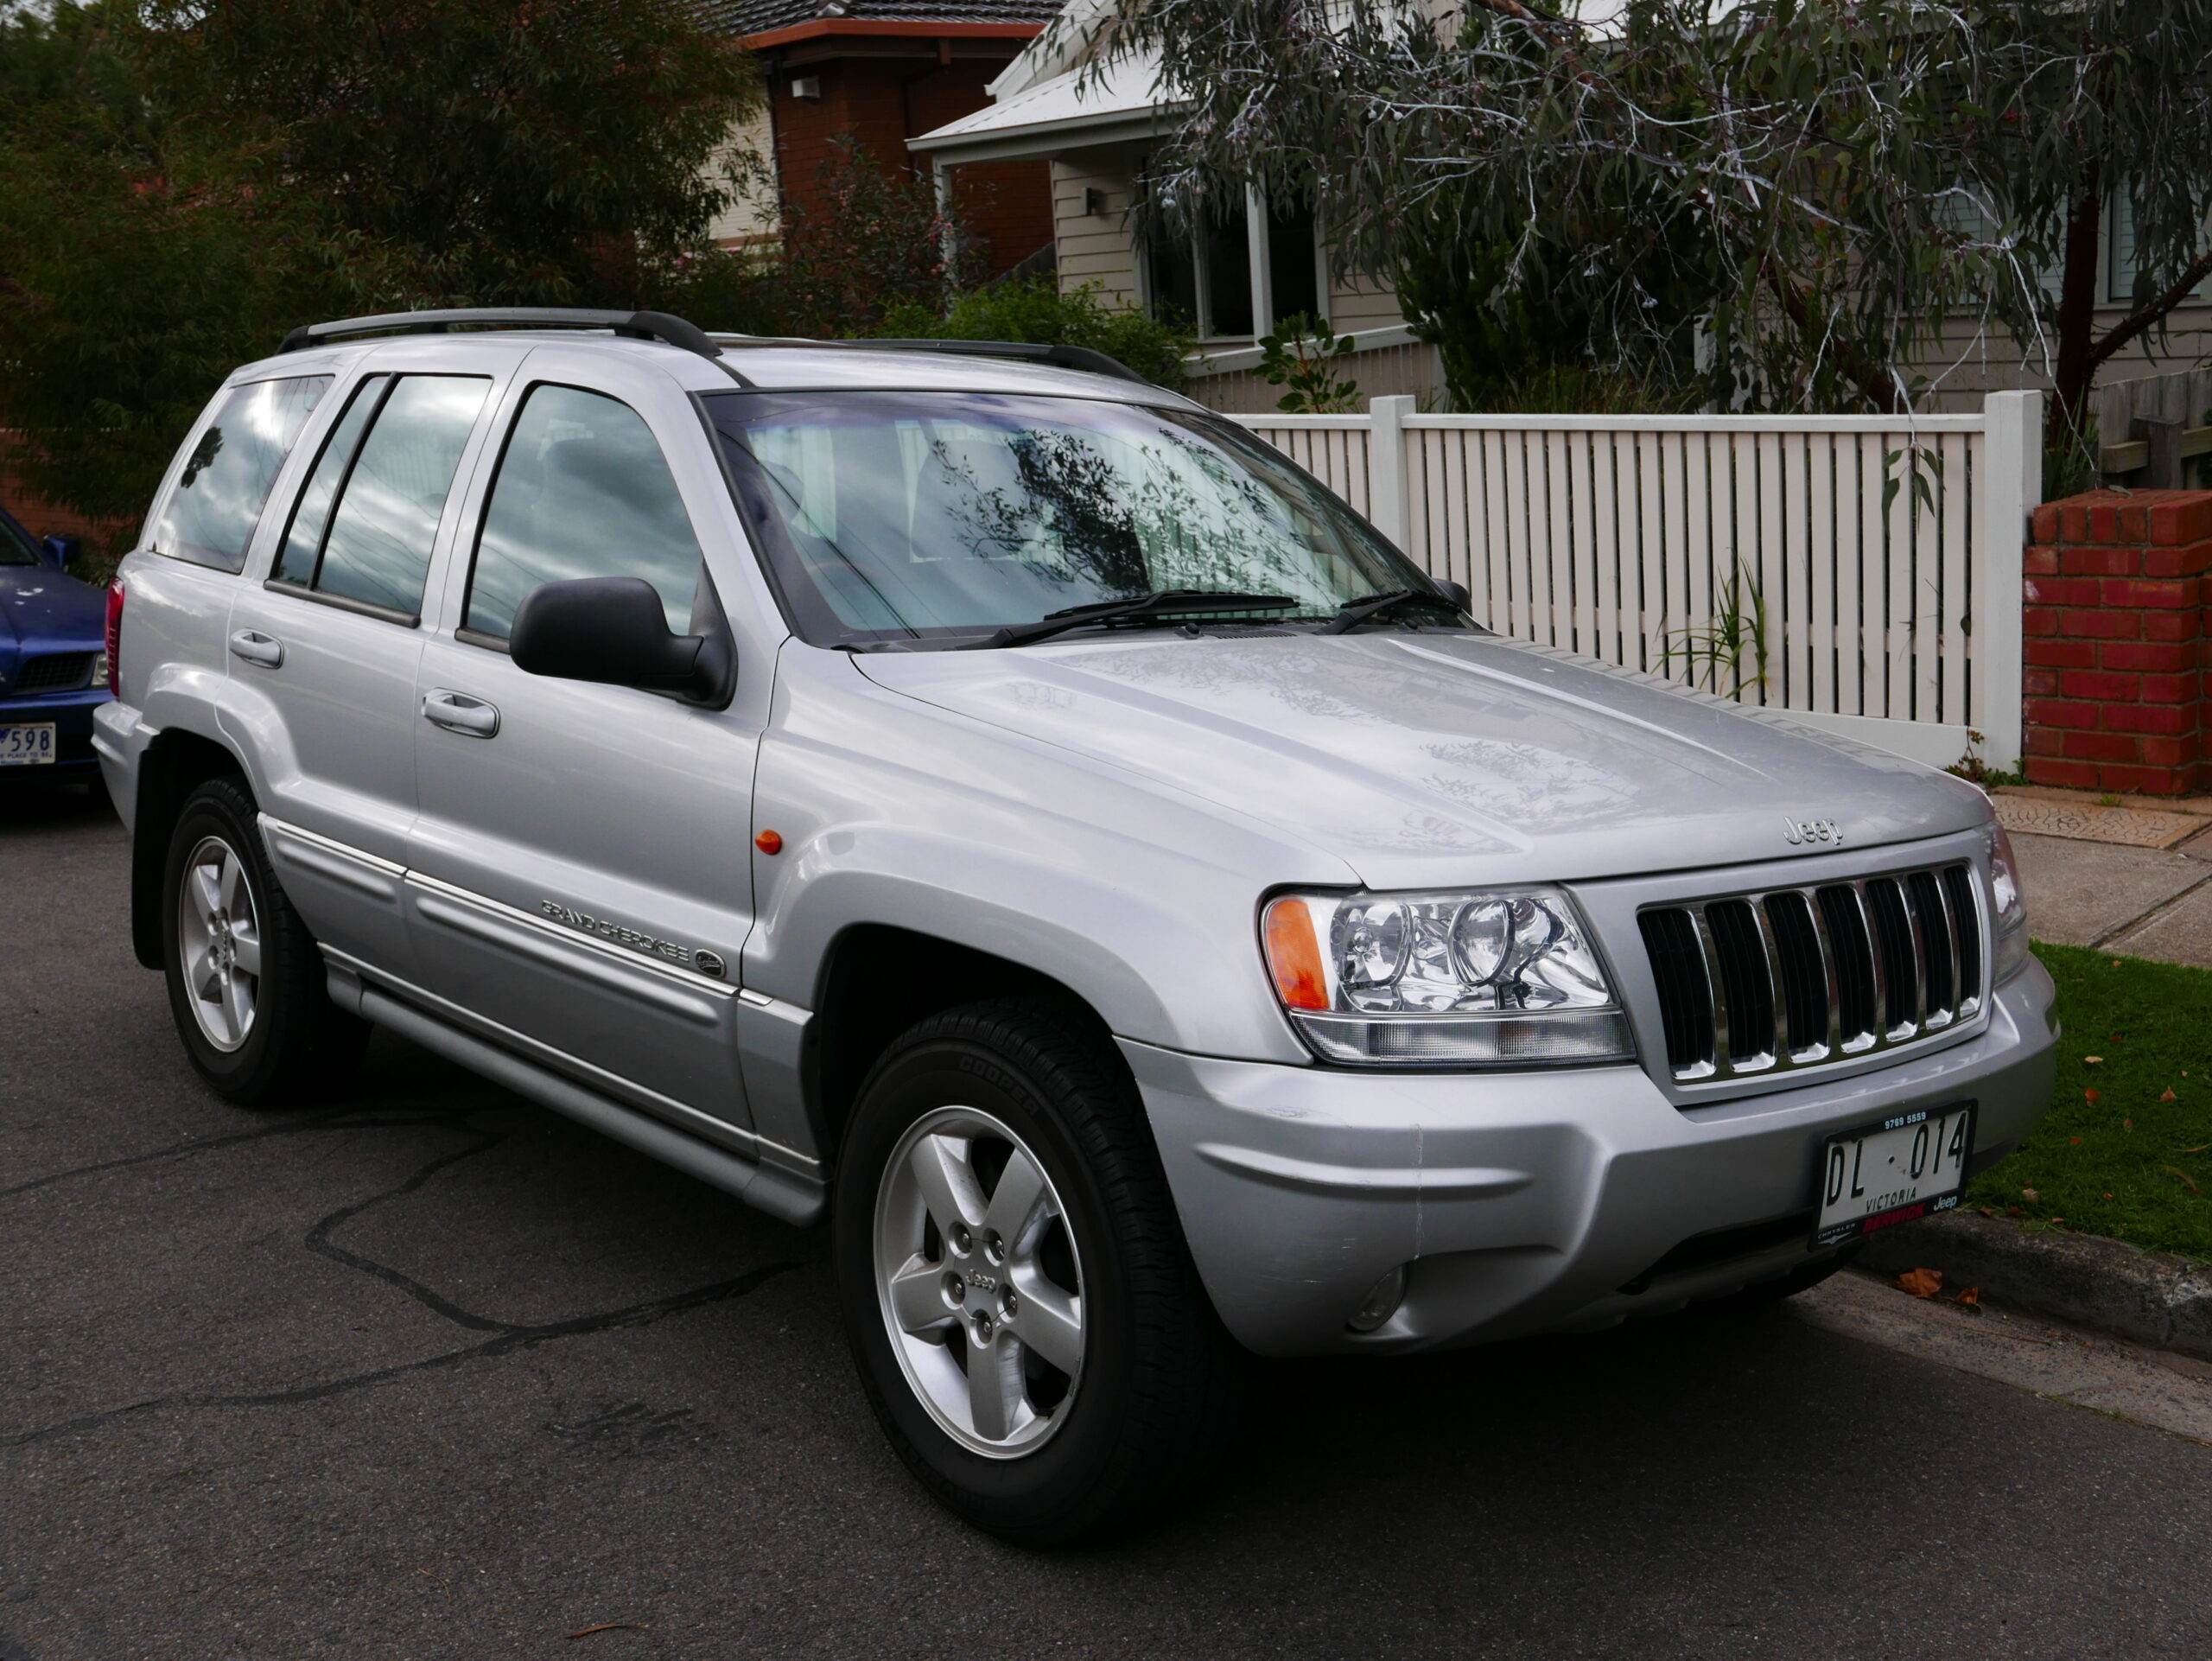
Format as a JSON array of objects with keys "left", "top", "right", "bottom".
[{"left": 152, "top": 376, "right": 332, "bottom": 572}]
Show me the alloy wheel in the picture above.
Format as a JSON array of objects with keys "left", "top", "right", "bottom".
[
  {"left": 873, "top": 1104, "right": 1085, "bottom": 1458},
  {"left": 177, "top": 834, "right": 262, "bottom": 1053}
]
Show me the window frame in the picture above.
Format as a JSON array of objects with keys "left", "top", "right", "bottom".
[
  {"left": 1141, "top": 183, "right": 1328, "bottom": 344},
  {"left": 264, "top": 370, "right": 492, "bottom": 629}
]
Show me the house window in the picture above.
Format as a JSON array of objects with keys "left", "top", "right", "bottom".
[
  {"left": 2107, "top": 195, "right": 2209, "bottom": 307},
  {"left": 1144, "top": 189, "right": 1323, "bottom": 340}
]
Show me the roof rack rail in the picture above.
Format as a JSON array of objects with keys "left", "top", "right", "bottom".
[
  {"left": 276, "top": 308, "right": 724, "bottom": 362},
  {"left": 709, "top": 334, "right": 1155, "bottom": 388}
]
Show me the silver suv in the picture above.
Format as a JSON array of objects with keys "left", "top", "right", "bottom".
[{"left": 98, "top": 309, "right": 2058, "bottom": 1543}]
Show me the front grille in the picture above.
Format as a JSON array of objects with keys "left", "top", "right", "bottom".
[
  {"left": 10, "top": 652, "right": 95, "bottom": 694},
  {"left": 1638, "top": 861, "right": 1986, "bottom": 1081}
]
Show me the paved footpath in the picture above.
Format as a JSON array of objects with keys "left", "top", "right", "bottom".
[{"left": 6, "top": 790, "right": 2212, "bottom": 1661}]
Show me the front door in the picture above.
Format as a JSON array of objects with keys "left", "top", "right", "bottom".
[{"left": 404, "top": 353, "right": 763, "bottom": 1148}]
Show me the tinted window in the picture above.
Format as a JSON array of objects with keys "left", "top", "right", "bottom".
[
  {"left": 154, "top": 377, "right": 331, "bottom": 571},
  {"left": 465, "top": 385, "right": 702, "bottom": 639},
  {"left": 0, "top": 508, "right": 40, "bottom": 568},
  {"left": 278, "top": 375, "right": 488, "bottom": 617},
  {"left": 276, "top": 375, "right": 387, "bottom": 587}
]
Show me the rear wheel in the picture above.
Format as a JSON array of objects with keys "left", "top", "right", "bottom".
[
  {"left": 161, "top": 776, "right": 366, "bottom": 1106},
  {"left": 834, "top": 997, "right": 1236, "bottom": 1544}
]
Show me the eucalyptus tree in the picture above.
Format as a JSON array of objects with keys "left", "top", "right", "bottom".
[{"left": 1096, "top": 0, "right": 2212, "bottom": 431}]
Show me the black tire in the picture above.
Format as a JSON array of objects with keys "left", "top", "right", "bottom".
[
  {"left": 833, "top": 996, "right": 1238, "bottom": 1545},
  {"left": 1700, "top": 1244, "right": 1861, "bottom": 1312},
  {"left": 160, "top": 775, "right": 367, "bottom": 1107}
]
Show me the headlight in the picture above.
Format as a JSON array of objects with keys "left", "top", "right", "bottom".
[
  {"left": 1262, "top": 887, "right": 1635, "bottom": 1067},
  {"left": 1988, "top": 824, "right": 2031, "bottom": 984}
]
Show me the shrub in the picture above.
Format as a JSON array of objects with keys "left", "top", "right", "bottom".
[{"left": 878, "top": 277, "right": 1197, "bottom": 391}]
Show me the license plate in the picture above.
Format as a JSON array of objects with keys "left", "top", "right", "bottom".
[
  {"left": 1813, "top": 1103, "right": 1975, "bottom": 1248},
  {"left": 0, "top": 723, "right": 55, "bottom": 767}
]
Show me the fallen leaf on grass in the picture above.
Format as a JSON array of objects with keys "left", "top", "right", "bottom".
[
  {"left": 567, "top": 1625, "right": 646, "bottom": 1640},
  {"left": 2084, "top": 1055, "right": 2104, "bottom": 1065},
  {"left": 2007, "top": 1206, "right": 2027, "bottom": 1216},
  {"left": 2179, "top": 1144, "right": 2211, "bottom": 1155},
  {"left": 2070, "top": 1136, "right": 2083, "bottom": 1145},
  {"left": 2160, "top": 1166, "right": 2202, "bottom": 1194},
  {"left": 2085, "top": 1088, "right": 2100, "bottom": 1104},
  {"left": 2105, "top": 1193, "right": 2115, "bottom": 1200},
  {"left": 2162, "top": 1089, "right": 2179, "bottom": 1102},
  {"left": 2124, "top": 1118, "right": 2134, "bottom": 1129},
  {"left": 2022, "top": 1187, "right": 2040, "bottom": 1202},
  {"left": 1895, "top": 1267, "right": 1943, "bottom": 1297}
]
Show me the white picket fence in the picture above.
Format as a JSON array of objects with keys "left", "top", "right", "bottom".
[{"left": 1236, "top": 392, "right": 2044, "bottom": 770}]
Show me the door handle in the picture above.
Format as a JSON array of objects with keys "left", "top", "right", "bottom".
[
  {"left": 228, "top": 629, "right": 284, "bottom": 669},
  {"left": 421, "top": 689, "right": 499, "bottom": 738}
]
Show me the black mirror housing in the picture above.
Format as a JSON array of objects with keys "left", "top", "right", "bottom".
[
  {"left": 1433, "top": 577, "right": 1471, "bottom": 612},
  {"left": 510, "top": 576, "right": 733, "bottom": 705}
]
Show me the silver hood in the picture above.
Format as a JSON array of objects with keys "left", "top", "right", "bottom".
[{"left": 854, "top": 630, "right": 1993, "bottom": 889}]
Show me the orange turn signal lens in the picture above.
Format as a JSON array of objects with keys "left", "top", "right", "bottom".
[
  {"left": 1262, "top": 897, "right": 1331, "bottom": 1012},
  {"left": 754, "top": 830, "right": 784, "bottom": 855}
]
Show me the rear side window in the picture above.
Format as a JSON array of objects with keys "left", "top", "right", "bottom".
[
  {"left": 463, "top": 384, "right": 702, "bottom": 640},
  {"left": 153, "top": 376, "right": 332, "bottom": 572},
  {"left": 272, "top": 374, "right": 490, "bottom": 619}
]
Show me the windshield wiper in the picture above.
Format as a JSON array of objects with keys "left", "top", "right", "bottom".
[
  {"left": 961, "top": 589, "right": 1297, "bottom": 650},
  {"left": 1319, "top": 588, "right": 1459, "bottom": 634}
]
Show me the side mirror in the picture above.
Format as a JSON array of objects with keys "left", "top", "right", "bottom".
[
  {"left": 1433, "top": 578, "right": 1471, "bottom": 612},
  {"left": 510, "top": 576, "right": 732, "bottom": 704},
  {"left": 41, "top": 534, "right": 80, "bottom": 571}
]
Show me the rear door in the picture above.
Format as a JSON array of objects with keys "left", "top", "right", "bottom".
[
  {"left": 223, "top": 342, "right": 520, "bottom": 979},
  {"left": 404, "top": 346, "right": 766, "bottom": 1149}
]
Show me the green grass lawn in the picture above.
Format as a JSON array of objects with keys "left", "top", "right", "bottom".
[{"left": 1964, "top": 942, "right": 2212, "bottom": 1263}]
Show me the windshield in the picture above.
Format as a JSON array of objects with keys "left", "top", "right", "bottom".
[
  {"left": 0, "top": 508, "right": 41, "bottom": 568},
  {"left": 703, "top": 391, "right": 1445, "bottom": 648}
]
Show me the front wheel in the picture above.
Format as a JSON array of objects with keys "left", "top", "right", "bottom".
[{"left": 834, "top": 997, "right": 1236, "bottom": 1544}]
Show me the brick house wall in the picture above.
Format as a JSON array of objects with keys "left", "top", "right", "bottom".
[
  {"left": 2022, "top": 489, "right": 2212, "bottom": 795},
  {"left": 765, "top": 50, "right": 1051, "bottom": 277}
]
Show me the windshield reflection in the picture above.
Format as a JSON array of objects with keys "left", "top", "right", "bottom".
[{"left": 706, "top": 391, "right": 1438, "bottom": 647}]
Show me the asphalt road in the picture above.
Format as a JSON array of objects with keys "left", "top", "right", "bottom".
[{"left": 5, "top": 789, "right": 2211, "bottom": 1661}]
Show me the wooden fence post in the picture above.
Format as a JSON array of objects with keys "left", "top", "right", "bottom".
[
  {"left": 1980, "top": 390, "right": 2042, "bottom": 773},
  {"left": 1366, "top": 395, "right": 1414, "bottom": 556}
]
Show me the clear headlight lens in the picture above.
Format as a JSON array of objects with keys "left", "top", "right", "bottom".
[
  {"left": 1989, "top": 824, "right": 2031, "bottom": 984},
  {"left": 1262, "top": 888, "right": 1634, "bottom": 1067}
]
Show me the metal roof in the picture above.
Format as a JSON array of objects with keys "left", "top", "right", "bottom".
[{"left": 705, "top": 0, "right": 1064, "bottom": 40}]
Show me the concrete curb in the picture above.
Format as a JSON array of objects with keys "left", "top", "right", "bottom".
[{"left": 1856, "top": 1210, "right": 2212, "bottom": 1362}]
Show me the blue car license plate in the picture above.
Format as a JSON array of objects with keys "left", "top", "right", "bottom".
[{"left": 0, "top": 722, "right": 57, "bottom": 766}]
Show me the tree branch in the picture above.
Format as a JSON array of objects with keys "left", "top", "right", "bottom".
[{"left": 2088, "top": 248, "right": 2212, "bottom": 374}]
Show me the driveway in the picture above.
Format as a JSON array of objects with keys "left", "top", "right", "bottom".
[{"left": 5, "top": 790, "right": 2210, "bottom": 1660}]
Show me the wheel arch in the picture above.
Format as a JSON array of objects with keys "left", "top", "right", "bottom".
[{"left": 804, "top": 924, "right": 1122, "bottom": 1165}]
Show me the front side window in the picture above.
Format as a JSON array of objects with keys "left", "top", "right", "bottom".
[
  {"left": 464, "top": 384, "right": 703, "bottom": 640},
  {"left": 272, "top": 373, "right": 490, "bottom": 618},
  {"left": 705, "top": 391, "right": 1429, "bottom": 648},
  {"left": 154, "top": 376, "right": 332, "bottom": 571},
  {"left": 0, "top": 509, "right": 41, "bottom": 568}
]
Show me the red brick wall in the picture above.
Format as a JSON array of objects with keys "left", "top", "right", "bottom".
[
  {"left": 769, "top": 54, "right": 1050, "bottom": 277},
  {"left": 0, "top": 437, "right": 130, "bottom": 560},
  {"left": 2023, "top": 489, "right": 2212, "bottom": 796}
]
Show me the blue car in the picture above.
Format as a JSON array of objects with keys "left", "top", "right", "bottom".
[{"left": 1, "top": 504, "right": 110, "bottom": 785}]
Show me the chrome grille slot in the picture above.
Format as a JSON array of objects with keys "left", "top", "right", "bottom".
[{"left": 1641, "top": 861, "right": 1987, "bottom": 1083}]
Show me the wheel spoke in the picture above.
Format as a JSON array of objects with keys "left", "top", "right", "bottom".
[
  {"left": 982, "top": 1147, "right": 1048, "bottom": 1251},
  {"left": 966, "top": 1334, "right": 1023, "bottom": 1441},
  {"left": 887, "top": 1259, "right": 955, "bottom": 1336},
  {"left": 217, "top": 851, "right": 245, "bottom": 917},
  {"left": 906, "top": 1133, "right": 984, "bottom": 1233},
  {"left": 229, "top": 925, "right": 261, "bottom": 979},
  {"left": 189, "top": 862, "right": 222, "bottom": 926},
  {"left": 1014, "top": 1282, "right": 1083, "bottom": 1375},
  {"left": 219, "top": 973, "right": 247, "bottom": 1044}
]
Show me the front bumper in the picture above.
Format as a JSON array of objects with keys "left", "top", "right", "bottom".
[
  {"left": 1, "top": 687, "right": 110, "bottom": 781},
  {"left": 1126, "top": 961, "right": 2058, "bottom": 1357}
]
